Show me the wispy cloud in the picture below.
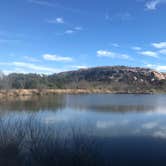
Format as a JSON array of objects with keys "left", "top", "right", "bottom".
[
  {"left": 47, "top": 17, "right": 65, "bottom": 24},
  {"left": 155, "top": 65, "right": 166, "bottom": 71},
  {"left": 28, "top": 0, "right": 83, "bottom": 14},
  {"left": 74, "top": 26, "right": 83, "bottom": 31},
  {"left": 146, "top": 64, "right": 166, "bottom": 71},
  {"left": 145, "top": 0, "right": 166, "bottom": 10},
  {"left": 47, "top": 17, "right": 83, "bottom": 35},
  {"left": 0, "top": 39, "right": 20, "bottom": 43},
  {"left": 64, "top": 26, "right": 83, "bottom": 34},
  {"left": 43, "top": 54, "right": 73, "bottom": 62},
  {"left": 105, "top": 12, "right": 132, "bottom": 22},
  {"left": 131, "top": 46, "right": 142, "bottom": 51},
  {"left": 56, "top": 27, "right": 83, "bottom": 36},
  {"left": 111, "top": 43, "right": 120, "bottom": 47},
  {"left": 64, "top": 30, "right": 75, "bottom": 34},
  {"left": 135, "top": 42, "right": 166, "bottom": 58},
  {"left": 139, "top": 51, "right": 159, "bottom": 58},
  {"left": 13, "top": 62, "right": 58, "bottom": 73},
  {"left": 28, "top": 0, "right": 54, "bottom": 7},
  {"left": 97, "top": 50, "right": 132, "bottom": 60},
  {"left": 47, "top": 17, "right": 64, "bottom": 24},
  {"left": 0, "top": 61, "right": 60, "bottom": 74},
  {"left": 152, "top": 42, "right": 166, "bottom": 49},
  {"left": 71, "top": 65, "right": 88, "bottom": 69}
]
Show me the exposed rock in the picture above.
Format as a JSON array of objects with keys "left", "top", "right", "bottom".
[{"left": 152, "top": 71, "right": 166, "bottom": 80}]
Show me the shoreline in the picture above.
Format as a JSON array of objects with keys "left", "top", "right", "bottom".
[{"left": 0, "top": 89, "right": 160, "bottom": 98}]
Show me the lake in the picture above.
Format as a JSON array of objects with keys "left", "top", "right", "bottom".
[{"left": 1, "top": 94, "right": 166, "bottom": 166}]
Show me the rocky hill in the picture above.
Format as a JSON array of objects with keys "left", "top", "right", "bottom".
[
  {"left": 0, "top": 66, "right": 166, "bottom": 93},
  {"left": 48, "top": 66, "right": 166, "bottom": 93}
]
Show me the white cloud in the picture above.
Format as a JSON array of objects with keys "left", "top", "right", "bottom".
[
  {"left": 111, "top": 43, "right": 120, "bottom": 47},
  {"left": 97, "top": 50, "right": 131, "bottom": 60},
  {"left": 64, "top": 27, "right": 83, "bottom": 35},
  {"left": 55, "top": 17, "right": 64, "bottom": 24},
  {"left": 74, "top": 26, "right": 83, "bottom": 31},
  {"left": 156, "top": 65, "right": 166, "bottom": 71},
  {"left": 28, "top": 0, "right": 83, "bottom": 14},
  {"left": 97, "top": 50, "right": 113, "bottom": 57},
  {"left": 56, "top": 28, "right": 82, "bottom": 36},
  {"left": 13, "top": 62, "right": 58, "bottom": 73},
  {"left": 43, "top": 54, "right": 73, "bottom": 62},
  {"left": 146, "top": 0, "right": 161, "bottom": 10},
  {"left": 28, "top": 0, "right": 54, "bottom": 7},
  {"left": 0, "top": 62, "right": 61, "bottom": 74},
  {"left": 106, "top": 12, "right": 132, "bottom": 21},
  {"left": 72, "top": 65, "right": 88, "bottom": 69},
  {"left": 132, "top": 46, "right": 142, "bottom": 51},
  {"left": 64, "top": 30, "right": 75, "bottom": 34},
  {"left": 146, "top": 64, "right": 156, "bottom": 68},
  {"left": 145, "top": 0, "right": 166, "bottom": 10},
  {"left": 146, "top": 64, "right": 166, "bottom": 71},
  {"left": 47, "top": 17, "right": 64, "bottom": 24},
  {"left": 139, "top": 51, "right": 159, "bottom": 58},
  {"left": 152, "top": 42, "right": 166, "bottom": 49},
  {"left": 47, "top": 17, "right": 83, "bottom": 34}
]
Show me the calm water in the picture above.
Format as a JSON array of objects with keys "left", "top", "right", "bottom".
[{"left": 1, "top": 94, "right": 166, "bottom": 165}]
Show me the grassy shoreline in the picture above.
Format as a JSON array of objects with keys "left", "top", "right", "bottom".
[{"left": 0, "top": 89, "right": 160, "bottom": 98}]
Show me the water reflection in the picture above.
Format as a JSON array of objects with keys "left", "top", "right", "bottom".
[
  {"left": 0, "top": 95, "right": 66, "bottom": 112},
  {"left": 1, "top": 94, "right": 166, "bottom": 165},
  {"left": 1, "top": 94, "right": 166, "bottom": 139},
  {"left": 1, "top": 94, "right": 166, "bottom": 113}
]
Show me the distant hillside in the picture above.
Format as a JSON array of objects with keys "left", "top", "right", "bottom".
[
  {"left": 48, "top": 66, "right": 166, "bottom": 93},
  {"left": 0, "top": 66, "right": 166, "bottom": 93}
]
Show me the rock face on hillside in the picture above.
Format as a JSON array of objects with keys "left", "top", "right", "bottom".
[
  {"left": 48, "top": 66, "right": 166, "bottom": 92},
  {"left": 152, "top": 71, "right": 166, "bottom": 80}
]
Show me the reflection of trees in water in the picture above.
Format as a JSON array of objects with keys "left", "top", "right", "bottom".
[
  {"left": 84, "top": 105, "right": 157, "bottom": 113},
  {"left": 67, "top": 94, "right": 166, "bottom": 113},
  {"left": 0, "top": 95, "right": 66, "bottom": 112},
  {"left": 0, "top": 115, "right": 103, "bottom": 166},
  {"left": 0, "top": 94, "right": 165, "bottom": 114},
  {"left": 65, "top": 95, "right": 158, "bottom": 113}
]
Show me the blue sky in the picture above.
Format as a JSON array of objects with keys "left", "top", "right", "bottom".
[{"left": 0, "top": 0, "right": 166, "bottom": 74}]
